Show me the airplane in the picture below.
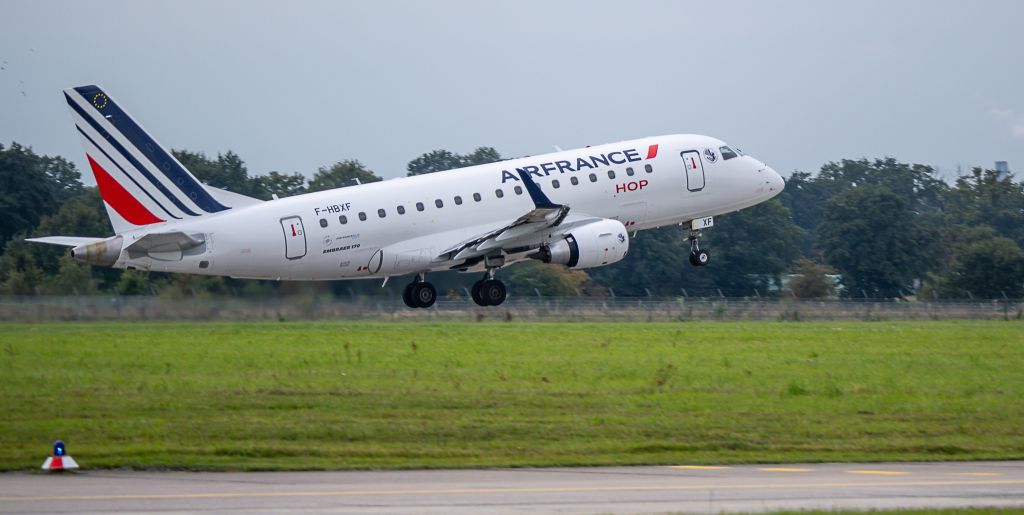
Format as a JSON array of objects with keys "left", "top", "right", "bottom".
[{"left": 29, "top": 85, "right": 785, "bottom": 308}]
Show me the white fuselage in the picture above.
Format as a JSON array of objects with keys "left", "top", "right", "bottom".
[{"left": 115, "top": 134, "right": 783, "bottom": 280}]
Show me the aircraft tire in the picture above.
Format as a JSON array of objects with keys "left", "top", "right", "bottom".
[
  {"left": 695, "top": 250, "right": 710, "bottom": 266},
  {"left": 471, "top": 280, "right": 487, "bottom": 306},
  {"left": 412, "top": 282, "right": 437, "bottom": 308},
  {"left": 402, "top": 282, "right": 417, "bottom": 308},
  {"left": 480, "top": 279, "right": 507, "bottom": 306}
]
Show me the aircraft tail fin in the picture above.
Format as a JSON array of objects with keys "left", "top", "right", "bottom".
[{"left": 63, "top": 85, "right": 236, "bottom": 234}]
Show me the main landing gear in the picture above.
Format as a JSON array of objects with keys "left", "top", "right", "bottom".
[
  {"left": 688, "top": 227, "right": 710, "bottom": 267},
  {"left": 471, "top": 269, "right": 507, "bottom": 307},
  {"left": 402, "top": 272, "right": 437, "bottom": 308}
]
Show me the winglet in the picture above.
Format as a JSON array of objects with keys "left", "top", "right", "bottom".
[{"left": 516, "top": 170, "right": 559, "bottom": 209}]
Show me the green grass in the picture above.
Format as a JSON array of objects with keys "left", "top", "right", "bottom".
[
  {"left": 758, "top": 510, "right": 1024, "bottom": 515},
  {"left": 1, "top": 321, "right": 1022, "bottom": 471}
]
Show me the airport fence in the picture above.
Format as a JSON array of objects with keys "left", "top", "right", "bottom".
[{"left": 0, "top": 295, "right": 1020, "bottom": 322}]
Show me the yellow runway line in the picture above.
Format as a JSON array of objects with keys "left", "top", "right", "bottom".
[
  {"left": 847, "top": 470, "right": 911, "bottom": 475},
  {"left": 759, "top": 467, "right": 815, "bottom": 472},
  {"left": 668, "top": 465, "right": 730, "bottom": 469}
]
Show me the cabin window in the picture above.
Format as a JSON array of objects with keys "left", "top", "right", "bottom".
[
  {"left": 339, "top": 215, "right": 347, "bottom": 224},
  {"left": 589, "top": 173, "right": 597, "bottom": 182},
  {"left": 454, "top": 195, "right": 463, "bottom": 205},
  {"left": 397, "top": 205, "right": 406, "bottom": 215},
  {"left": 358, "top": 212, "right": 367, "bottom": 221},
  {"left": 720, "top": 146, "right": 739, "bottom": 160},
  {"left": 495, "top": 189, "right": 504, "bottom": 198},
  {"left": 626, "top": 167, "right": 635, "bottom": 176},
  {"left": 319, "top": 218, "right": 328, "bottom": 228},
  {"left": 645, "top": 164, "right": 653, "bottom": 173},
  {"left": 552, "top": 179, "right": 560, "bottom": 188},
  {"left": 570, "top": 176, "right": 579, "bottom": 186},
  {"left": 473, "top": 192, "right": 482, "bottom": 202},
  {"left": 377, "top": 208, "right": 386, "bottom": 218},
  {"left": 608, "top": 170, "right": 616, "bottom": 179},
  {"left": 416, "top": 202, "right": 425, "bottom": 211},
  {"left": 514, "top": 185, "right": 523, "bottom": 195},
  {"left": 435, "top": 199, "right": 443, "bottom": 208}
]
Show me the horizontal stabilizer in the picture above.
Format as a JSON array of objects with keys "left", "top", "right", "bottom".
[
  {"left": 25, "top": 236, "right": 104, "bottom": 247},
  {"left": 206, "top": 185, "right": 263, "bottom": 208}
]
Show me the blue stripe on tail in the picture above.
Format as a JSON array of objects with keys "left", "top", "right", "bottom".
[
  {"left": 75, "top": 124, "right": 180, "bottom": 220},
  {"left": 65, "top": 92, "right": 201, "bottom": 217},
  {"left": 71, "top": 85, "right": 228, "bottom": 214}
]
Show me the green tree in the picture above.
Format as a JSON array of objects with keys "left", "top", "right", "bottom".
[
  {"left": 704, "top": 200, "right": 804, "bottom": 296},
  {"left": 0, "top": 236, "right": 46, "bottom": 295},
  {"left": 308, "top": 160, "right": 381, "bottom": 191},
  {"left": 407, "top": 147, "right": 502, "bottom": 176},
  {"left": 0, "top": 142, "right": 82, "bottom": 250},
  {"left": 787, "top": 259, "right": 836, "bottom": 299},
  {"left": 818, "top": 186, "right": 936, "bottom": 298},
  {"left": 172, "top": 149, "right": 262, "bottom": 197},
  {"left": 779, "top": 158, "right": 947, "bottom": 254},
  {"left": 944, "top": 167, "right": 1024, "bottom": 246},
  {"left": 587, "top": 226, "right": 717, "bottom": 297},
  {"left": 462, "top": 147, "right": 503, "bottom": 166},
  {"left": 500, "top": 261, "right": 590, "bottom": 297},
  {"left": 43, "top": 256, "right": 95, "bottom": 295},
  {"left": 932, "top": 235, "right": 1024, "bottom": 299},
  {"left": 254, "top": 171, "right": 307, "bottom": 199},
  {"left": 116, "top": 269, "right": 151, "bottom": 295}
]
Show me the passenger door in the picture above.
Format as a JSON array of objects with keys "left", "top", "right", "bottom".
[
  {"left": 680, "top": 150, "right": 705, "bottom": 192},
  {"left": 280, "top": 216, "right": 306, "bottom": 260}
]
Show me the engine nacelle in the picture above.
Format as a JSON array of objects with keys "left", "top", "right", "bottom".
[
  {"left": 532, "top": 219, "right": 629, "bottom": 269},
  {"left": 71, "top": 236, "right": 123, "bottom": 267}
]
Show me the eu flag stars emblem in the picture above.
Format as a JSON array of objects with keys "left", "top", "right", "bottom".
[{"left": 92, "top": 92, "right": 108, "bottom": 110}]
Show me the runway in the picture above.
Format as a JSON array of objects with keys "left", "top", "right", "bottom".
[{"left": 2, "top": 461, "right": 1022, "bottom": 514}]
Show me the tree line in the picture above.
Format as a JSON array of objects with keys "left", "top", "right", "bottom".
[{"left": 1, "top": 141, "right": 1022, "bottom": 300}]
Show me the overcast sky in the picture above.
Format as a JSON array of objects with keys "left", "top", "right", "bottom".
[{"left": 1, "top": 0, "right": 1022, "bottom": 184}]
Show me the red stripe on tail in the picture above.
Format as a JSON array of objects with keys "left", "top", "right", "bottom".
[
  {"left": 87, "top": 155, "right": 164, "bottom": 225},
  {"left": 646, "top": 144, "right": 659, "bottom": 159}
]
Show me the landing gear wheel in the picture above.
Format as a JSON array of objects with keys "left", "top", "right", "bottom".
[
  {"left": 402, "top": 282, "right": 416, "bottom": 308},
  {"left": 689, "top": 250, "right": 710, "bottom": 267},
  {"left": 687, "top": 227, "right": 709, "bottom": 267},
  {"left": 479, "top": 279, "right": 507, "bottom": 306},
  {"left": 411, "top": 282, "right": 437, "bottom": 308},
  {"left": 471, "top": 280, "right": 487, "bottom": 306}
]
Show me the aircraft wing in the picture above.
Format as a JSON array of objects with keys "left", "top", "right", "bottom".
[{"left": 437, "top": 171, "right": 573, "bottom": 262}]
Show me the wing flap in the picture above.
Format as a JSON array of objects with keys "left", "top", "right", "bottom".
[{"left": 437, "top": 170, "right": 573, "bottom": 262}]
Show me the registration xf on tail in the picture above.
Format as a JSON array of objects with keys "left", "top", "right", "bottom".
[{"left": 29, "top": 85, "right": 784, "bottom": 307}]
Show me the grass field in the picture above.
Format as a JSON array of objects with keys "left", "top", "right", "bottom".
[
  {"left": 760, "top": 510, "right": 1024, "bottom": 515},
  {"left": 1, "top": 321, "right": 1022, "bottom": 471}
]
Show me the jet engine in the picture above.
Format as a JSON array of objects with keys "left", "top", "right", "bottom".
[
  {"left": 71, "top": 236, "right": 123, "bottom": 267},
  {"left": 531, "top": 219, "right": 629, "bottom": 269}
]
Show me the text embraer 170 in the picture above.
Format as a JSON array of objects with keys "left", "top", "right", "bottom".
[{"left": 29, "top": 85, "right": 784, "bottom": 308}]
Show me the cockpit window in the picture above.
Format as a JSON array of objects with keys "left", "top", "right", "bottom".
[{"left": 719, "top": 146, "right": 739, "bottom": 161}]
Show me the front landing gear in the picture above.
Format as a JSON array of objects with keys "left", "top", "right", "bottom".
[
  {"left": 403, "top": 273, "right": 437, "bottom": 308},
  {"left": 687, "top": 219, "right": 711, "bottom": 267},
  {"left": 471, "top": 269, "right": 507, "bottom": 306}
]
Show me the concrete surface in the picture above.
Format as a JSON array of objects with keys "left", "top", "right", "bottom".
[{"left": 1, "top": 461, "right": 1022, "bottom": 513}]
